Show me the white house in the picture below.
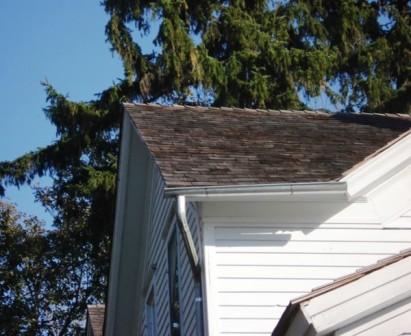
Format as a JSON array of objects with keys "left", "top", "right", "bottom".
[
  {"left": 103, "top": 104, "right": 411, "bottom": 336},
  {"left": 272, "top": 249, "right": 411, "bottom": 336}
]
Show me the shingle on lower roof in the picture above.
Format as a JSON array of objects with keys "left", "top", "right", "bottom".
[
  {"left": 87, "top": 304, "right": 105, "bottom": 336},
  {"left": 125, "top": 103, "right": 411, "bottom": 188}
]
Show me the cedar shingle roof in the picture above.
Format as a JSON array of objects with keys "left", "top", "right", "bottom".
[
  {"left": 125, "top": 103, "right": 411, "bottom": 188},
  {"left": 86, "top": 304, "right": 105, "bottom": 336}
]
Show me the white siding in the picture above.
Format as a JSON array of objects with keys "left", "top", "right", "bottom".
[
  {"left": 178, "top": 203, "right": 203, "bottom": 335},
  {"left": 336, "top": 296, "right": 411, "bottom": 336},
  {"left": 139, "top": 165, "right": 172, "bottom": 336},
  {"left": 290, "top": 255, "right": 411, "bottom": 336},
  {"left": 202, "top": 198, "right": 411, "bottom": 335},
  {"left": 106, "top": 119, "right": 153, "bottom": 335},
  {"left": 140, "top": 165, "right": 203, "bottom": 336},
  {"left": 109, "top": 117, "right": 203, "bottom": 336}
]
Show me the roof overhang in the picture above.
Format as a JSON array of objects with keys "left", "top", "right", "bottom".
[
  {"left": 340, "top": 130, "right": 411, "bottom": 199},
  {"left": 165, "top": 131, "right": 411, "bottom": 203},
  {"left": 273, "top": 251, "right": 411, "bottom": 336},
  {"left": 165, "top": 181, "right": 348, "bottom": 202}
]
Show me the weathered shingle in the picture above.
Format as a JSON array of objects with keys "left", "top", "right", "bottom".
[
  {"left": 86, "top": 304, "right": 105, "bottom": 336},
  {"left": 125, "top": 103, "right": 411, "bottom": 188}
]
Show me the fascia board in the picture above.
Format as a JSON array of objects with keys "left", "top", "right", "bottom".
[
  {"left": 341, "top": 132, "right": 411, "bottom": 200},
  {"left": 165, "top": 181, "right": 348, "bottom": 202},
  {"left": 105, "top": 113, "right": 132, "bottom": 335},
  {"left": 303, "top": 256, "right": 411, "bottom": 335}
]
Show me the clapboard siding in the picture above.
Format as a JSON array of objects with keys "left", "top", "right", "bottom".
[
  {"left": 389, "top": 207, "right": 411, "bottom": 228},
  {"left": 337, "top": 296, "right": 411, "bottom": 336},
  {"left": 203, "top": 198, "right": 411, "bottom": 336},
  {"left": 178, "top": 202, "right": 203, "bottom": 336},
  {"left": 140, "top": 164, "right": 202, "bottom": 336},
  {"left": 144, "top": 166, "right": 172, "bottom": 336}
]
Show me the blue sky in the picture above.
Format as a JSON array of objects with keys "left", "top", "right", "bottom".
[
  {"left": 0, "top": 1, "right": 335, "bottom": 225},
  {"left": 0, "top": 1, "right": 123, "bottom": 224}
]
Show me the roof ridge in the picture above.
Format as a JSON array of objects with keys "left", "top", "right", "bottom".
[
  {"left": 123, "top": 102, "right": 411, "bottom": 120},
  {"left": 123, "top": 102, "right": 329, "bottom": 116}
]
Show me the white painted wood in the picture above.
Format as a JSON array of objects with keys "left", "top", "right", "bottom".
[
  {"left": 105, "top": 114, "right": 132, "bottom": 336},
  {"left": 368, "top": 165, "right": 411, "bottom": 225},
  {"left": 217, "top": 278, "right": 328, "bottom": 293},
  {"left": 304, "top": 257, "right": 411, "bottom": 334},
  {"left": 213, "top": 226, "right": 411, "bottom": 243},
  {"left": 202, "top": 201, "right": 379, "bottom": 224},
  {"left": 106, "top": 116, "right": 153, "bottom": 335},
  {"left": 336, "top": 296, "right": 411, "bottom": 336},
  {"left": 202, "top": 162, "right": 411, "bottom": 336},
  {"left": 140, "top": 169, "right": 203, "bottom": 336},
  {"left": 215, "top": 241, "right": 411, "bottom": 254},
  {"left": 218, "top": 305, "right": 287, "bottom": 319},
  {"left": 342, "top": 131, "right": 411, "bottom": 199},
  {"left": 219, "top": 318, "right": 280, "bottom": 334},
  {"left": 280, "top": 256, "right": 411, "bottom": 336},
  {"left": 107, "top": 119, "right": 204, "bottom": 336},
  {"left": 215, "top": 265, "right": 358, "bottom": 280},
  {"left": 109, "top": 123, "right": 411, "bottom": 336},
  {"left": 216, "top": 252, "right": 391, "bottom": 267},
  {"left": 203, "top": 221, "right": 221, "bottom": 336},
  {"left": 218, "top": 291, "right": 306, "bottom": 308}
]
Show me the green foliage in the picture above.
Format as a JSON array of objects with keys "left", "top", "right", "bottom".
[
  {"left": 0, "top": 0, "right": 410, "bottom": 333},
  {"left": 102, "top": 0, "right": 411, "bottom": 111},
  {"left": 0, "top": 201, "right": 105, "bottom": 335}
]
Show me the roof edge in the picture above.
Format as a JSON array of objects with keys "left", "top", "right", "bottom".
[
  {"left": 123, "top": 102, "right": 411, "bottom": 120},
  {"left": 164, "top": 181, "right": 347, "bottom": 200},
  {"left": 273, "top": 248, "right": 411, "bottom": 336},
  {"left": 341, "top": 130, "right": 411, "bottom": 199}
]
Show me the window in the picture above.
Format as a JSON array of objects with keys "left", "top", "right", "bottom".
[
  {"left": 146, "top": 289, "right": 156, "bottom": 336},
  {"left": 168, "top": 229, "right": 181, "bottom": 336}
]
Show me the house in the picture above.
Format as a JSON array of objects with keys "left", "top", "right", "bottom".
[
  {"left": 86, "top": 305, "right": 105, "bottom": 336},
  {"left": 272, "top": 248, "right": 411, "bottom": 336},
  {"left": 104, "top": 104, "right": 411, "bottom": 336}
]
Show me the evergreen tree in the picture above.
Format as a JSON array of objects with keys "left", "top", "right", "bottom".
[{"left": 0, "top": 0, "right": 410, "bottom": 332}]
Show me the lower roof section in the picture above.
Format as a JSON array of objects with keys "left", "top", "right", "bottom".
[
  {"left": 273, "top": 249, "right": 411, "bottom": 336},
  {"left": 86, "top": 304, "right": 105, "bottom": 336}
]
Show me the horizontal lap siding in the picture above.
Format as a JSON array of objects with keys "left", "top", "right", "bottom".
[
  {"left": 142, "top": 165, "right": 202, "bottom": 336},
  {"left": 144, "top": 167, "right": 172, "bottom": 336},
  {"left": 178, "top": 203, "right": 202, "bottom": 335},
  {"left": 338, "top": 296, "right": 411, "bottom": 336},
  {"left": 205, "top": 222, "right": 411, "bottom": 336}
]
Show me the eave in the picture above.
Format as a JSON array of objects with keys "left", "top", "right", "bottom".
[{"left": 164, "top": 181, "right": 348, "bottom": 202}]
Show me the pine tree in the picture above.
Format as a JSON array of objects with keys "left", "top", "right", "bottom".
[{"left": 0, "top": 0, "right": 410, "bottom": 332}]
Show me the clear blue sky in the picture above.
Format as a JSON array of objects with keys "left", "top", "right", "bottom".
[
  {"left": 0, "top": 1, "right": 334, "bottom": 225},
  {"left": 0, "top": 1, "right": 123, "bottom": 224}
]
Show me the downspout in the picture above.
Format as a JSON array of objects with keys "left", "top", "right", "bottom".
[{"left": 176, "top": 195, "right": 200, "bottom": 277}]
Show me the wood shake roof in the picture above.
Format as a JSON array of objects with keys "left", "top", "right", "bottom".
[
  {"left": 124, "top": 103, "right": 411, "bottom": 188},
  {"left": 86, "top": 304, "right": 105, "bottom": 336}
]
